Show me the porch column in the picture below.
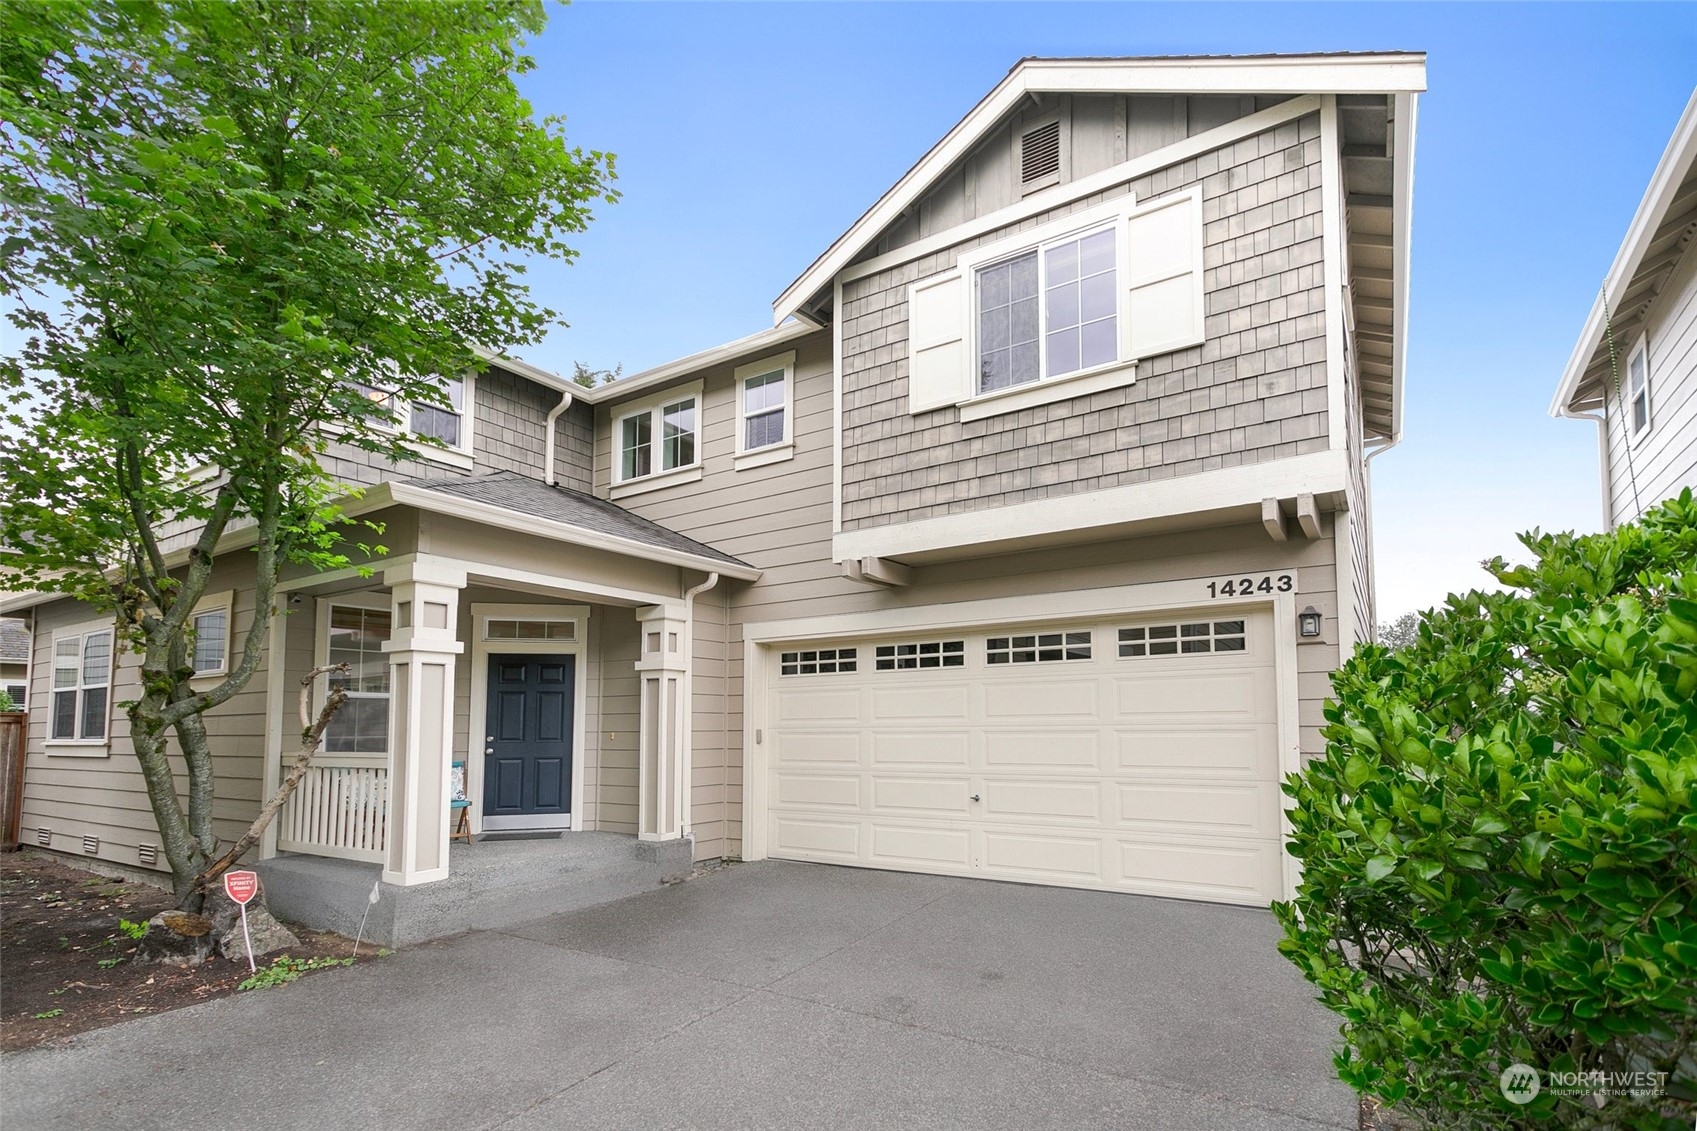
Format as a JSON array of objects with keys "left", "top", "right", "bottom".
[
  {"left": 381, "top": 561, "right": 466, "bottom": 886},
  {"left": 634, "top": 603, "right": 689, "bottom": 844}
]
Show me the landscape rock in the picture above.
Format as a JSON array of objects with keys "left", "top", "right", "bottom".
[
  {"left": 134, "top": 910, "right": 216, "bottom": 967},
  {"left": 204, "top": 881, "right": 300, "bottom": 962},
  {"left": 216, "top": 902, "right": 299, "bottom": 962}
]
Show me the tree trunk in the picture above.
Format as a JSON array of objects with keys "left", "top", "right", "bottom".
[{"left": 192, "top": 665, "right": 348, "bottom": 895}]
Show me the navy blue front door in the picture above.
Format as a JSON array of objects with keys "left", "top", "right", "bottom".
[{"left": 484, "top": 654, "right": 574, "bottom": 822}]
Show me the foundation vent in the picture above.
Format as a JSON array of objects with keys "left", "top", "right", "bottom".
[
  {"left": 36, "top": 826, "right": 52, "bottom": 848},
  {"left": 138, "top": 844, "right": 158, "bottom": 866},
  {"left": 82, "top": 835, "right": 100, "bottom": 855}
]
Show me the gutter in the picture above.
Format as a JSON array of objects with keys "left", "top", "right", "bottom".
[
  {"left": 678, "top": 571, "right": 722, "bottom": 840},
  {"left": 544, "top": 389, "right": 574, "bottom": 486},
  {"left": 1556, "top": 405, "right": 1614, "bottom": 529}
]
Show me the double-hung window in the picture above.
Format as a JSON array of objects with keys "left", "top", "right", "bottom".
[
  {"left": 190, "top": 593, "right": 233, "bottom": 678},
  {"left": 614, "top": 383, "right": 702, "bottom": 488},
  {"left": 51, "top": 625, "right": 113, "bottom": 742},
  {"left": 347, "top": 373, "right": 473, "bottom": 461},
  {"left": 734, "top": 352, "right": 796, "bottom": 468},
  {"left": 324, "top": 604, "right": 392, "bottom": 755},
  {"left": 1627, "top": 338, "right": 1652, "bottom": 439},
  {"left": 977, "top": 226, "right": 1117, "bottom": 393},
  {"left": 411, "top": 376, "right": 466, "bottom": 448},
  {"left": 742, "top": 372, "right": 785, "bottom": 448}
]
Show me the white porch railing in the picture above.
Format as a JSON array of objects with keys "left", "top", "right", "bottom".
[{"left": 278, "top": 762, "right": 388, "bottom": 863}]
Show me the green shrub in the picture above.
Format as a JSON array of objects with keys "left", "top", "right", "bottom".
[{"left": 1276, "top": 490, "right": 1697, "bottom": 1129}]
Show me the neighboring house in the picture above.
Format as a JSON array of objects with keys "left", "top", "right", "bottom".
[
  {"left": 1, "top": 617, "right": 27, "bottom": 709},
  {"left": 1, "top": 52, "right": 1422, "bottom": 912},
  {"left": 1553, "top": 88, "right": 1697, "bottom": 526}
]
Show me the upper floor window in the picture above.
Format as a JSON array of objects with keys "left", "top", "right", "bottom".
[
  {"left": 614, "top": 383, "right": 702, "bottom": 486},
  {"left": 411, "top": 376, "right": 466, "bottom": 448},
  {"left": 1627, "top": 338, "right": 1651, "bottom": 439},
  {"left": 906, "top": 190, "right": 1203, "bottom": 421},
  {"left": 734, "top": 352, "right": 797, "bottom": 470},
  {"left": 977, "top": 226, "right": 1117, "bottom": 393},
  {"left": 50, "top": 623, "right": 112, "bottom": 743},
  {"left": 349, "top": 372, "right": 473, "bottom": 461}
]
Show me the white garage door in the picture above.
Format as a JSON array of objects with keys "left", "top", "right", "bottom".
[{"left": 764, "top": 609, "right": 1283, "bottom": 905}]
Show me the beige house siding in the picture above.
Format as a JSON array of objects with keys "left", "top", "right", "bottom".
[
  {"left": 1342, "top": 333, "right": 1375, "bottom": 646},
  {"left": 839, "top": 111, "right": 1328, "bottom": 531},
  {"left": 19, "top": 557, "right": 270, "bottom": 875},
  {"left": 1606, "top": 240, "right": 1697, "bottom": 525},
  {"left": 593, "top": 611, "right": 641, "bottom": 834},
  {"left": 610, "top": 349, "right": 1343, "bottom": 859}
]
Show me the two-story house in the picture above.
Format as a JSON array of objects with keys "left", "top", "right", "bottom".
[
  {"left": 1553, "top": 88, "right": 1697, "bottom": 525},
  {"left": 3, "top": 52, "right": 1423, "bottom": 938}
]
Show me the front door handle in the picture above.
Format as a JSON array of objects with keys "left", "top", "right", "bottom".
[{"left": 484, "top": 747, "right": 494, "bottom": 755}]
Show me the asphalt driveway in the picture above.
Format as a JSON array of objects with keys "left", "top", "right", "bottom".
[{"left": 1, "top": 861, "right": 1355, "bottom": 1130}]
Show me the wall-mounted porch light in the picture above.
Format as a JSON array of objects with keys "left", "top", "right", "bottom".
[{"left": 1298, "top": 606, "right": 1323, "bottom": 639}]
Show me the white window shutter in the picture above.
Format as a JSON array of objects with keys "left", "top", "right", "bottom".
[
  {"left": 1124, "top": 188, "right": 1205, "bottom": 360},
  {"left": 906, "top": 271, "right": 968, "bottom": 414}
]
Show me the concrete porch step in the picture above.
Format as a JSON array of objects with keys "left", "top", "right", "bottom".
[{"left": 256, "top": 832, "right": 693, "bottom": 947}]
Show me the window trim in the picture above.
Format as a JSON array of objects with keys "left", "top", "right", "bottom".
[
  {"left": 953, "top": 196, "right": 1142, "bottom": 421},
  {"left": 189, "top": 590, "right": 235, "bottom": 680},
  {"left": 343, "top": 371, "right": 478, "bottom": 470},
  {"left": 315, "top": 592, "right": 394, "bottom": 764},
  {"left": 610, "top": 381, "right": 704, "bottom": 495},
  {"left": 1625, "top": 334, "right": 1652, "bottom": 442},
  {"left": 45, "top": 618, "right": 116, "bottom": 755},
  {"left": 734, "top": 352, "right": 797, "bottom": 470}
]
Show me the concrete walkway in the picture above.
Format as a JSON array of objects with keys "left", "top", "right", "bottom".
[{"left": 1, "top": 861, "right": 1355, "bottom": 1130}]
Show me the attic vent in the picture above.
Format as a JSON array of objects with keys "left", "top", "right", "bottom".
[
  {"left": 82, "top": 835, "right": 100, "bottom": 855},
  {"left": 138, "top": 844, "right": 158, "bottom": 866},
  {"left": 1020, "top": 120, "right": 1062, "bottom": 187},
  {"left": 36, "top": 826, "right": 52, "bottom": 848}
]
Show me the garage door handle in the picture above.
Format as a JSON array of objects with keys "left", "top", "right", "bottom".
[{"left": 970, "top": 793, "right": 981, "bottom": 802}]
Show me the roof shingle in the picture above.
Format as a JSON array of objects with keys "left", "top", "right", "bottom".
[{"left": 398, "top": 471, "right": 752, "bottom": 570}]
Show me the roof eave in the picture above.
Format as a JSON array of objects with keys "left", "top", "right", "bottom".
[
  {"left": 773, "top": 52, "right": 1429, "bottom": 326},
  {"left": 1552, "top": 88, "right": 1697, "bottom": 418},
  {"left": 376, "top": 482, "right": 762, "bottom": 582},
  {"left": 592, "top": 321, "right": 822, "bottom": 406}
]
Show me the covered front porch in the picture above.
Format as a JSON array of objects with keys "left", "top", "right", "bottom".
[{"left": 254, "top": 473, "right": 756, "bottom": 924}]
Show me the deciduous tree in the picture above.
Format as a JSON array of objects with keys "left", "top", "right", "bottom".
[{"left": 0, "top": 0, "right": 614, "bottom": 906}]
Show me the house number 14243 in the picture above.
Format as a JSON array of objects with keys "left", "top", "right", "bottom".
[{"left": 1206, "top": 574, "right": 1294, "bottom": 598}]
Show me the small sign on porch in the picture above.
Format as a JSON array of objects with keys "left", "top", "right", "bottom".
[{"left": 224, "top": 870, "right": 260, "bottom": 972}]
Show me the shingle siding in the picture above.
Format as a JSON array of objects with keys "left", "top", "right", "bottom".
[{"left": 840, "top": 111, "right": 1327, "bottom": 531}]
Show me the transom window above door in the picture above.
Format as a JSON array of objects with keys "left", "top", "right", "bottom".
[{"left": 614, "top": 383, "right": 702, "bottom": 486}]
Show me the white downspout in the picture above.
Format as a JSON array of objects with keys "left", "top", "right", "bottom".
[
  {"left": 544, "top": 389, "right": 575, "bottom": 487},
  {"left": 679, "top": 571, "right": 721, "bottom": 842},
  {"left": 1558, "top": 405, "right": 1612, "bottom": 529}
]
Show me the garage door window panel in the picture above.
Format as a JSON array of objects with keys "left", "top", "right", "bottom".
[
  {"left": 986, "top": 631, "right": 1091, "bottom": 664},
  {"left": 875, "top": 640, "right": 965, "bottom": 671},
  {"left": 780, "top": 648, "right": 858, "bottom": 676},
  {"left": 1119, "top": 620, "right": 1247, "bottom": 658}
]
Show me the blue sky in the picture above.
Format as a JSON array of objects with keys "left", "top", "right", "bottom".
[{"left": 510, "top": 1, "right": 1696, "bottom": 621}]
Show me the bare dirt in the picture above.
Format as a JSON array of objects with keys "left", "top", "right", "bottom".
[{"left": 1, "top": 849, "right": 365, "bottom": 1052}]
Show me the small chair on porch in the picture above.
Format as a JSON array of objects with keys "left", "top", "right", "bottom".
[{"left": 449, "top": 761, "right": 472, "bottom": 844}]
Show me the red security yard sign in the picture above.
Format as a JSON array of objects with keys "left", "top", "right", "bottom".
[
  {"left": 224, "top": 870, "right": 259, "bottom": 905},
  {"left": 224, "top": 870, "right": 260, "bottom": 972}
]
